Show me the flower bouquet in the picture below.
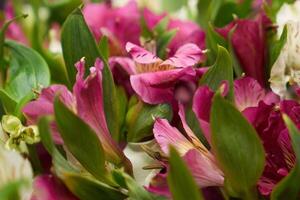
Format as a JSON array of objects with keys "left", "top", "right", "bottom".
[{"left": 0, "top": 0, "right": 299, "bottom": 199}]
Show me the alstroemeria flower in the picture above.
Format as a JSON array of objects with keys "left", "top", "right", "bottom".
[
  {"left": 148, "top": 105, "right": 224, "bottom": 196},
  {"left": 276, "top": 1, "right": 300, "bottom": 36},
  {"left": 31, "top": 174, "right": 78, "bottom": 200},
  {"left": 143, "top": 8, "right": 206, "bottom": 56},
  {"left": 0, "top": 145, "right": 33, "bottom": 200},
  {"left": 193, "top": 76, "right": 278, "bottom": 143},
  {"left": 193, "top": 76, "right": 297, "bottom": 195},
  {"left": 242, "top": 99, "right": 300, "bottom": 196},
  {"left": 83, "top": 1, "right": 140, "bottom": 56},
  {"left": 217, "top": 13, "right": 271, "bottom": 86},
  {"left": 23, "top": 58, "right": 130, "bottom": 168},
  {"left": 126, "top": 42, "right": 207, "bottom": 104},
  {"left": 269, "top": 21, "right": 300, "bottom": 97}
]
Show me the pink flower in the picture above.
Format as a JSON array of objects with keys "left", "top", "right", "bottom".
[
  {"left": 193, "top": 76, "right": 298, "bottom": 195},
  {"left": 31, "top": 174, "right": 78, "bottom": 200},
  {"left": 126, "top": 42, "right": 207, "bottom": 104},
  {"left": 193, "top": 77, "right": 278, "bottom": 143},
  {"left": 148, "top": 105, "right": 224, "bottom": 196},
  {"left": 23, "top": 59, "right": 130, "bottom": 168},
  {"left": 143, "top": 8, "right": 206, "bottom": 56},
  {"left": 217, "top": 13, "right": 271, "bottom": 86},
  {"left": 83, "top": 1, "right": 140, "bottom": 56}
]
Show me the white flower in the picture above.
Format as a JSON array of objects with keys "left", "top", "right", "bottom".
[
  {"left": 270, "top": 1, "right": 300, "bottom": 97},
  {"left": 124, "top": 140, "right": 160, "bottom": 186},
  {"left": 276, "top": 1, "right": 300, "bottom": 36},
  {"left": 0, "top": 145, "right": 33, "bottom": 200}
]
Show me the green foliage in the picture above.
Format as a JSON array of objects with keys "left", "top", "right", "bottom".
[
  {"left": 63, "top": 174, "right": 127, "bottom": 200},
  {"left": 167, "top": 147, "right": 204, "bottom": 200},
  {"left": 269, "top": 25, "right": 288, "bottom": 70},
  {"left": 54, "top": 97, "right": 107, "bottom": 181},
  {"left": 126, "top": 102, "right": 172, "bottom": 142},
  {"left": 210, "top": 92, "right": 265, "bottom": 199},
  {"left": 199, "top": 45, "right": 234, "bottom": 101},
  {"left": 61, "top": 8, "right": 100, "bottom": 85},
  {"left": 0, "top": 180, "right": 29, "bottom": 200}
]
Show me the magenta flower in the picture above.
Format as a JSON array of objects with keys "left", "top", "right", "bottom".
[
  {"left": 31, "top": 174, "right": 78, "bottom": 200},
  {"left": 244, "top": 100, "right": 296, "bottom": 196},
  {"left": 192, "top": 76, "right": 298, "bottom": 195},
  {"left": 143, "top": 8, "right": 206, "bottom": 56},
  {"left": 126, "top": 42, "right": 207, "bottom": 104},
  {"left": 23, "top": 59, "right": 130, "bottom": 167},
  {"left": 193, "top": 76, "right": 278, "bottom": 143},
  {"left": 83, "top": 1, "right": 140, "bottom": 56},
  {"left": 217, "top": 13, "right": 271, "bottom": 86},
  {"left": 148, "top": 105, "right": 224, "bottom": 196}
]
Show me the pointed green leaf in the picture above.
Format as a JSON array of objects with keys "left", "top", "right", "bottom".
[
  {"left": 269, "top": 25, "right": 287, "bottom": 70},
  {"left": 271, "top": 115, "right": 300, "bottom": 200},
  {"left": 167, "top": 147, "right": 204, "bottom": 200},
  {"left": 126, "top": 102, "right": 172, "bottom": 142},
  {"left": 4, "top": 40, "right": 50, "bottom": 102},
  {"left": 210, "top": 92, "right": 265, "bottom": 197},
  {"left": 199, "top": 45, "right": 234, "bottom": 100},
  {"left": 54, "top": 97, "right": 106, "bottom": 180},
  {"left": 63, "top": 174, "right": 126, "bottom": 200},
  {"left": 61, "top": 8, "right": 100, "bottom": 84},
  {"left": 38, "top": 117, "right": 78, "bottom": 174}
]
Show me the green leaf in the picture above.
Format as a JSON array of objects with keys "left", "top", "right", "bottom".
[
  {"left": 205, "top": 23, "right": 227, "bottom": 64},
  {"left": 38, "top": 117, "right": 78, "bottom": 174},
  {"left": 112, "top": 170, "right": 166, "bottom": 200},
  {"left": 185, "top": 105, "right": 210, "bottom": 149},
  {"left": 167, "top": 147, "right": 204, "bottom": 200},
  {"left": 197, "top": 0, "right": 223, "bottom": 30},
  {"left": 0, "top": 89, "right": 17, "bottom": 114},
  {"left": 4, "top": 40, "right": 50, "bottom": 102},
  {"left": 153, "top": 17, "right": 169, "bottom": 36},
  {"left": 269, "top": 25, "right": 287, "bottom": 69},
  {"left": 126, "top": 102, "right": 172, "bottom": 142},
  {"left": 61, "top": 8, "right": 100, "bottom": 85},
  {"left": 271, "top": 115, "right": 300, "bottom": 200},
  {"left": 156, "top": 29, "right": 177, "bottom": 59},
  {"left": 45, "top": 0, "right": 82, "bottom": 24},
  {"left": 102, "top": 59, "right": 120, "bottom": 142},
  {"left": 199, "top": 45, "right": 234, "bottom": 100},
  {"left": 0, "top": 179, "right": 29, "bottom": 200},
  {"left": 98, "top": 36, "right": 120, "bottom": 142},
  {"left": 210, "top": 92, "right": 265, "bottom": 198},
  {"left": 63, "top": 174, "right": 126, "bottom": 200},
  {"left": 0, "top": 14, "right": 28, "bottom": 71},
  {"left": 98, "top": 36, "right": 109, "bottom": 62},
  {"left": 54, "top": 97, "right": 107, "bottom": 180}
]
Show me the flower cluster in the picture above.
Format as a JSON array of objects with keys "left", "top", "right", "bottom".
[{"left": 1, "top": 0, "right": 300, "bottom": 199}]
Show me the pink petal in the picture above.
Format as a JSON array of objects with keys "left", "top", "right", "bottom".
[
  {"left": 73, "top": 59, "right": 126, "bottom": 164},
  {"left": 161, "top": 43, "right": 205, "bottom": 68},
  {"left": 234, "top": 76, "right": 279, "bottom": 111},
  {"left": 167, "top": 19, "right": 206, "bottom": 57},
  {"left": 31, "top": 174, "right": 78, "bottom": 200},
  {"left": 126, "top": 42, "right": 164, "bottom": 73},
  {"left": 183, "top": 149, "right": 224, "bottom": 187},
  {"left": 153, "top": 118, "right": 194, "bottom": 155},
  {"left": 130, "top": 67, "right": 196, "bottom": 104},
  {"left": 22, "top": 85, "right": 75, "bottom": 144}
]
